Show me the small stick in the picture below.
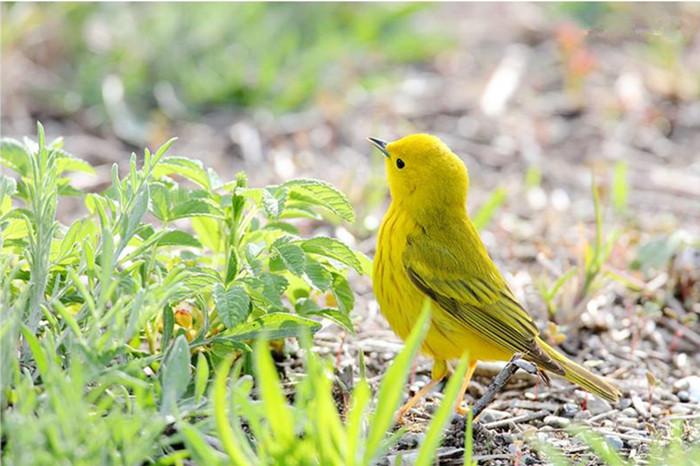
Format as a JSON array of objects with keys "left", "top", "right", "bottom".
[
  {"left": 481, "top": 410, "right": 549, "bottom": 429},
  {"left": 472, "top": 354, "right": 538, "bottom": 419}
]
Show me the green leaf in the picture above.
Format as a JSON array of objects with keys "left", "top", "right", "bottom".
[
  {"left": 162, "top": 305, "right": 175, "bottom": 351},
  {"left": 160, "top": 335, "right": 191, "bottom": 413},
  {"left": 0, "top": 174, "right": 17, "bottom": 199},
  {"left": 302, "top": 308, "right": 353, "bottom": 333},
  {"left": 192, "top": 216, "right": 222, "bottom": 252},
  {"left": 149, "top": 182, "right": 171, "bottom": 221},
  {"left": 194, "top": 352, "right": 209, "bottom": 403},
  {"left": 272, "top": 239, "right": 306, "bottom": 276},
  {"left": 0, "top": 138, "right": 30, "bottom": 176},
  {"left": 214, "top": 284, "right": 251, "bottom": 329},
  {"left": 156, "top": 230, "right": 202, "bottom": 248},
  {"left": 122, "top": 185, "right": 150, "bottom": 246},
  {"left": 20, "top": 325, "right": 49, "bottom": 378},
  {"left": 364, "top": 301, "right": 431, "bottom": 463},
  {"left": 262, "top": 187, "right": 287, "bottom": 218},
  {"left": 179, "top": 423, "right": 225, "bottom": 466},
  {"left": 213, "top": 355, "right": 251, "bottom": 465},
  {"left": 304, "top": 258, "right": 332, "bottom": 291},
  {"left": 331, "top": 272, "right": 354, "bottom": 313},
  {"left": 224, "top": 313, "right": 321, "bottom": 341},
  {"left": 171, "top": 198, "right": 225, "bottom": 220},
  {"left": 632, "top": 232, "right": 689, "bottom": 272},
  {"left": 254, "top": 340, "right": 295, "bottom": 445},
  {"left": 224, "top": 249, "right": 239, "bottom": 285},
  {"left": 282, "top": 178, "right": 355, "bottom": 222},
  {"left": 56, "top": 152, "right": 95, "bottom": 175},
  {"left": 298, "top": 237, "right": 363, "bottom": 273},
  {"left": 153, "top": 156, "right": 210, "bottom": 189},
  {"left": 58, "top": 218, "right": 95, "bottom": 260}
]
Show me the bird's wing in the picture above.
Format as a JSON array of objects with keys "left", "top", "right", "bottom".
[{"left": 403, "top": 228, "right": 563, "bottom": 374}]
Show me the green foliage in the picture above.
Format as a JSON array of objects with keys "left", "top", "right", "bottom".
[
  {"left": 189, "top": 303, "right": 471, "bottom": 466},
  {"left": 1, "top": 3, "right": 451, "bottom": 132},
  {"left": 0, "top": 124, "right": 376, "bottom": 464}
]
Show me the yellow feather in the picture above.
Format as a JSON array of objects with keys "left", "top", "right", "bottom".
[{"left": 373, "top": 133, "right": 620, "bottom": 403}]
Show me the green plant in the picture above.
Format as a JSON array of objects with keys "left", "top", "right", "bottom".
[
  {"left": 178, "top": 304, "right": 473, "bottom": 466},
  {"left": 0, "top": 123, "right": 375, "bottom": 462}
]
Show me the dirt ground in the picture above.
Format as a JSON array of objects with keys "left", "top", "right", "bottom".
[{"left": 3, "top": 3, "right": 700, "bottom": 464}]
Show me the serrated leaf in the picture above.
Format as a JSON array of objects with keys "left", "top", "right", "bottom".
[
  {"left": 298, "top": 237, "right": 363, "bottom": 273},
  {"left": 262, "top": 187, "right": 287, "bottom": 218},
  {"left": 0, "top": 174, "right": 17, "bottom": 199},
  {"left": 260, "top": 272, "right": 288, "bottom": 306},
  {"left": 149, "top": 182, "right": 171, "bottom": 221},
  {"left": 0, "top": 138, "right": 30, "bottom": 176},
  {"left": 272, "top": 239, "right": 306, "bottom": 276},
  {"left": 214, "top": 284, "right": 251, "bottom": 328},
  {"left": 156, "top": 230, "right": 202, "bottom": 248},
  {"left": 302, "top": 308, "right": 354, "bottom": 333},
  {"left": 283, "top": 178, "right": 355, "bottom": 222},
  {"left": 153, "top": 156, "right": 210, "bottom": 189},
  {"left": 56, "top": 152, "right": 95, "bottom": 175},
  {"left": 223, "top": 313, "right": 321, "bottom": 340},
  {"left": 171, "top": 198, "right": 225, "bottom": 220},
  {"left": 304, "top": 258, "right": 332, "bottom": 291},
  {"left": 331, "top": 272, "right": 354, "bottom": 313}
]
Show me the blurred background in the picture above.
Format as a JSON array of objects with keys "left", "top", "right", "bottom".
[{"left": 2, "top": 2, "right": 700, "bottom": 240}]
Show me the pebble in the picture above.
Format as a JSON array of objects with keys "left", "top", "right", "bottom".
[
  {"left": 574, "top": 410, "right": 592, "bottom": 421},
  {"left": 559, "top": 402, "right": 578, "bottom": 418},
  {"left": 622, "top": 407, "right": 638, "bottom": 417},
  {"left": 673, "top": 353, "right": 688, "bottom": 369},
  {"left": 584, "top": 395, "right": 612, "bottom": 415},
  {"left": 396, "top": 432, "right": 422, "bottom": 449},
  {"left": 674, "top": 376, "right": 700, "bottom": 402},
  {"left": 670, "top": 404, "right": 690, "bottom": 415},
  {"left": 631, "top": 395, "right": 649, "bottom": 419},
  {"left": 618, "top": 416, "right": 640, "bottom": 429},
  {"left": 479, "top": 408, "right": 510, "bottom": 424},
  {"left": 618, "top": 398, "right": 632, "bottom": 409},
  {"left": 677, "top": 391, "right": 690, "bottom": 403},
  {"left": 605, "top": 434, "right": 624, "bottom": 451},
  {"left": 543, "top": 415, "right": 571, "bottom": 428}
]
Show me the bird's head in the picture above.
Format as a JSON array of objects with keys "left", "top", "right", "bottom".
[{"left": 369, "top": 133, "right": 469, "bottom": 210}]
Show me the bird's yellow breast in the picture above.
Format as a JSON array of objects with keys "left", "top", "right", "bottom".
[{"left": 373, "top": 203, "right": 512, "bottom": 363}]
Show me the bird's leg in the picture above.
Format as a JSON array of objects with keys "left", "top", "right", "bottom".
[
  {"left": 471, "top": 354, "right": 537, "bottom": 420},
  {"left": 454, "top": 361, "right": 478, "bottom": 416},
  {"left": 396, "top": 359, "right": 448, "bottom": 422}
]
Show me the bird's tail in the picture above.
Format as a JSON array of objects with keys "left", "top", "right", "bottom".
[{"left": 537, "top": 337, "right": 621, "bottom": 403}]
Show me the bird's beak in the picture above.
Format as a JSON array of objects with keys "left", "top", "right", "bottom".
[{"left": 368, "top": 137, "right": 390, "bottom": 158}]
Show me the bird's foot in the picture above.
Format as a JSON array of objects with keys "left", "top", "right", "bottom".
[{"left": 470, "top": 354, "right": 534, "bottom": 419}]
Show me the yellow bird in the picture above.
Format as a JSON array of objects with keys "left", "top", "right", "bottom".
[{"left": 370, "top": 134, "right": 620, "bottom": 417}]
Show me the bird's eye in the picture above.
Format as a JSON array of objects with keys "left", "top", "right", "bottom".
[{"left": 396, "top": 158, "right": 405, "bottom": 169}]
